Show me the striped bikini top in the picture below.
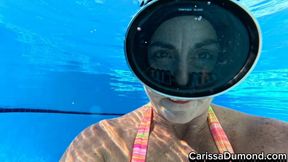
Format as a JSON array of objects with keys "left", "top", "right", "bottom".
[{"left": 131, "top": 103, "right": 234, "bottom": 162}]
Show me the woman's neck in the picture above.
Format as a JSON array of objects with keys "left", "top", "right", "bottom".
[
  {"left": 171, "top": 109, "right": 208, "bottom": 139},
  {"left": 151, "top": 102, "right": 209, "bottom": 139}
]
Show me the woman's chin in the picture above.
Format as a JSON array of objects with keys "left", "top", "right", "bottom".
[{"left": 161, "top": 109, "right": 192, "bottom": 124}]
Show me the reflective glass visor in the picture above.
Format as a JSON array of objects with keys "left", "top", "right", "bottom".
[{"left": 125, "top": 0, "right": 261, "bottom": 98}]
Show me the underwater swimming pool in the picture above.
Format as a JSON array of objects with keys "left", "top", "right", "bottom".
[{"left": 0, "top": 0, "right": 287, "bottom": 161}]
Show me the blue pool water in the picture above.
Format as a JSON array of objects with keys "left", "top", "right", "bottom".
[{"left": 0, "top": 0, "right": 287, "bottom": 161}]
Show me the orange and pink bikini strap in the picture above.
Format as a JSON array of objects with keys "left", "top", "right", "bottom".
[{"left": 130, "top": 104, "right": 234, "bottom": 162}]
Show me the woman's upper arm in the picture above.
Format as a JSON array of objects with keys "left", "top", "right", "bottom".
[
  {"left": 251, "top": 118, "right": 288, "bottom": 153},
  {"left": 60, "top": 123, "right": 106, "bottom": 162}
]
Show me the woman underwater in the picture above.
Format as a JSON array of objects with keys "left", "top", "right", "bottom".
[{"left": 61, "top": 0, "right": 288, "bottom": 161}]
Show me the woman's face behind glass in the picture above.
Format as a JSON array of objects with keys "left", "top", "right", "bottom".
[{"left": 148, "top": 16, "right": 220, "bottom": 87}]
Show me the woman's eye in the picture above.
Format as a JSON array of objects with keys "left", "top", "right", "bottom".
[
  {"left": 189, "top": 50, "right": 215, "bottom": 60},
  {"left": 198, "top": 52, "right": 213, "bottom": 59},
  {"left": 153, "top": 50, "right": 172, "bottom": 59}
]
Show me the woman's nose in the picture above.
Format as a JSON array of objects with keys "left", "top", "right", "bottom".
[{"left": 175, "top": 60, "right": 189, "bottom": 86}]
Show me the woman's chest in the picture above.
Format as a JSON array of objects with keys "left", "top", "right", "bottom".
[
  {"left": 145, "top": 128, "right": 218, "bottom": 162},
  {"left": 104, "top": 122, "right": 219, "bottom": 162}
]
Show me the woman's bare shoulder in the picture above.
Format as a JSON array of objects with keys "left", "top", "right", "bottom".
[
  {"left": 60, "top": 105, "right": 147, "bottom": 162},
  {"left": 212, "top": 104, "right": 288, "bottom": 153},
  {"left": 98, "top": 104, "right": 147, "bottom": 133}
]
